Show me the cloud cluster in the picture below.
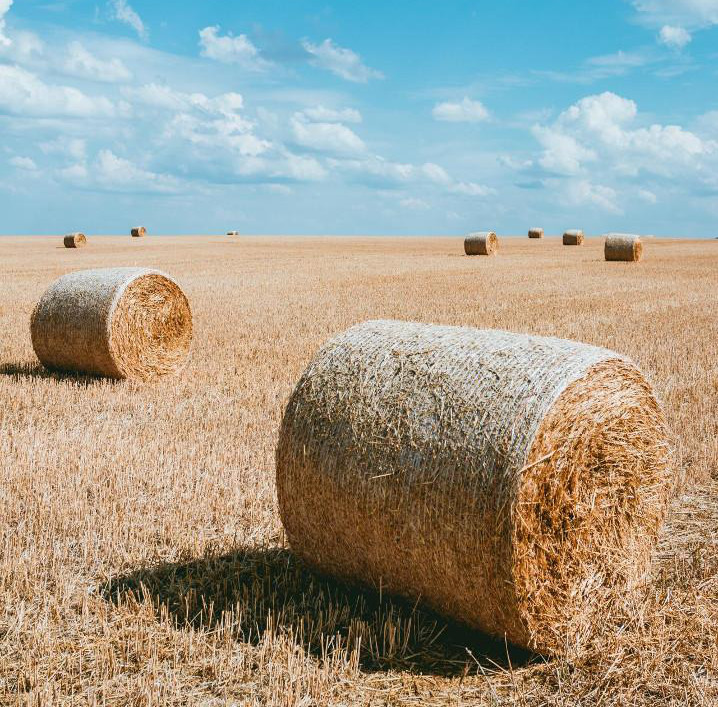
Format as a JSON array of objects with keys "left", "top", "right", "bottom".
[
  {"left": 198, "top": 26, "right": 270, "bottom": 71},
  {"left": 302, "top": 39, "right": 383, "bottom": 83},
  {"left": 432, "top": 97, "right": 489, "bottom": 123}
]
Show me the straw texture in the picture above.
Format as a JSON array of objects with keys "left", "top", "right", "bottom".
[
  {"left": 131, "top": 227, "right": 147, "bottom": 238},
  {"left": 563, "top": 229, "right": 584, "bottom": 245},
  {"left": 605, "top": 234, "right": 643, "bottom": 262},
  {"left": 528, "top": 228, "right": 544, "bottom": 239},
  {"left": 63, "top": 233, "right": 86, "bottom": 248},
  {"left": 31, "top": 267, "right": 192, "bottom": 380},
  {"left": 276, "top": 320, "right": 674, "bottom": 655},
  {"left": 464, "top": 231, "right": 498, "bottom": 255}
]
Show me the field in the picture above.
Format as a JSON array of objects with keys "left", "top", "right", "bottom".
[{"left": 0, "top": 234, "right": 716, "bottom": 706}]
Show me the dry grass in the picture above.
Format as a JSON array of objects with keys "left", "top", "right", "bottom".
[{"left": 0, "top": 234, "right": 716, "bottom": 705}]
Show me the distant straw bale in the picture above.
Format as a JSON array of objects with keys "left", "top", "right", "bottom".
[
  {"left": 227, "top": 230, "right": 240, "bottom": 236},
  {"left": 563, "top": 229, "right": 584, "bottom": 245},
  {"left": 63, "top": 233, "right": 86, "bottom": 248},
  {"left": 131, "top": 227, "right": 147, "bottom": 238},
  {"left": 528, "top": 227, "right": 544, "bottom": 239},
  {"left": 605, "top": 234, "right": 643, "bottom": 262},
  {"left": 276, "top": 319, "right": 675, "bottom": 655},
  {"left": 464, "top": 231, "right": 498, "bottom": 255},
  {"left": 31, "top": 267, "right": 192, "bottom": 380}
]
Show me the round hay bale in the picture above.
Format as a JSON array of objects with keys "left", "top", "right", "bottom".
[
  {"left": 528, "top": 227, "right": 544, "bottom": 239},
  {"left": 605, "top": 233, "right": 643, "bottom": 262},
  {"left": 276, "top": 320, "right": 674, "bottom": 655},
  {"left": 563, "top": 229, "right": 584, "bottom": 245},
  {"left": 227, "top": 230, "right": 240, "bottom": 236},
  {"left": 63, "top": 233, "right": 86, "bottom": 248},
  {"left": 464, "top": 231, "right": 498, "bottom": 256},
  {"left": 131, "top": 226, "right": 147, "bottom": 238},
  {"left": 31, "top": 267, "right": 192, "bottom": 380}
]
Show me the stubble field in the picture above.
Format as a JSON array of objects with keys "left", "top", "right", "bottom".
[{"left": 0, "top": 234, "right": 716, "bottom": 705}]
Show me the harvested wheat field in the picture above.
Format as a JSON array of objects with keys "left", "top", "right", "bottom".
[{"left": 0, "top": 234, "right": 716, "bottom": 706}]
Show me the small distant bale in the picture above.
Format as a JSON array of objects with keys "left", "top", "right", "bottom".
[
  {"left": 563, "top": 229, "right": 584, "bottom": 245},
  {"left": 276, "top": 320, "right": 675, "bottom": 655},
  {"left": 528, "top": 227, "right": 544, "bottom": 239},
  {"left": 63, "top": 233, "right": 86, "bottom": 248},
  {"left": 131, "top": 226, "right": 147, "bottom": 238},
  {"left": 464, "top": 231, "right": 498, "bottom": 256},
  {"left": 31, "top": 267, "right": 192, "bottom": 380},
  {"left": 227, "top": 230, "right": 240, "bottom": 236},
  {"left": 605, "top": 234, "right": 643, "bottom": 262}
]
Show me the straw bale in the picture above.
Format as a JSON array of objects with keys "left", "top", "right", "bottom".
[
  {"left": 464, "top": 231, "right": 498, "bottom": 255},
  {"left": 605, "top": 233, "right": 643, "bottom": 262},
  {"left": 63, "top": 233, "right": 86, "bottom": 248},
  {"left": 131, "top": 227, "right": 147, "bottom": 238},
  {"left": 276, "top": 319, "right": 674, "bottom": 655},
  {"left": 563, "top": 229, "right": 584, "bottom": 245},
  {"left": 227, "top": 230, "right": 240, "bottom": 236},
  {"left": 31, "top": 267, "right": 192, "bottom": 380},
  {"left": 528, "top": 228, "right": 544, "bottom": 239}
]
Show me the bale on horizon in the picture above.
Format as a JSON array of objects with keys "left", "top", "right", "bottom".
[
  {"left": 131, "top": 226, "right": 147, "bottom": 238},
  {"left": 276, "top": 320, "right": 675, "bottom": 655},
  {"left": 227, "top": 230, "right": 240, "bottom": 236},
  {"left": 528, "top": 227, "right": 544, "bottom": 239},
  {"left": 605, "top": 233, "right": 643, "bottom": 262},
  {"left": 464, "top": 231, "right": 498, "bottom": 255},
  {"left": 563, "top": 229, "right": 584, "bottom": 245},
  {"left": 31, "top": 267, "right": 192, "bottom": 380},
  {"left": 63, "top": 233, "right": 86, "bottom": 248}
]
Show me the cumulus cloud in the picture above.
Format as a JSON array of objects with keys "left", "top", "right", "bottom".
[
  {"left": 659, "top": 24, "right": 692, "bottom": 47},
  {"left": 0, "top": 0, "right": 11, "bottom": 47},
  {"left": 301, "top": 105, "right": 362, "bottom": 123},
  {"left": 109, "top": 0, "right": 146, "bottom": 39},
  {"left": 432, "top": 97, "right": 489, "bottom": 123},
  {"left": 567, "top": 179, "right": 622, "bottom": 213},
  {"left": 291, "top": 111, "right": 365, "bottom": 154},
  {"left": 64, "top": 41, "right": 132, "bottom": 82},
  {"left": 302, "top": 38, "right": 383, "bottom": 82},
  {"left": 0, "top": 65, "right": 116, "bottom": 117},
  {"left": 9, "top": 155, "right": 37, "bottom": 170},
  {"left": 40, "top": 137, "right": 87, "bottom": 161},
  {"left": 198, "top": 26, "right": 270, "bottom": 70},
  {"left": 632, "top": 0, "right": 718, "bottom": 27}
]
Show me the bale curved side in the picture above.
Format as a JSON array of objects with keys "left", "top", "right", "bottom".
[
  {"left": 131, "top": 227, "right": 147, "bottom": 238},
  {"left": 464, "top": 231, "right": 498, "bottom": 255},
  {"left": 63, "top": 233, "right": 86, "bottom": 248},
  {"left": 605, "top": 234, "right": 643, "bottom": 262},
  {"left": 563, "top": 230, "right": 584, "bottom": 245},
  {"left": 276, "top": 320, "right": 674, "bottom": 655},
  {"left": 30, "top": 267, "right": 192, "bottom": 380},
  {"left": 528, "top": 228, "right": 544, "bottom": 239}
]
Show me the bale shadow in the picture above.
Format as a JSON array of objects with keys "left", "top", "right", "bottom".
[
  {"left": 102, "top": 546, "right": 537, "bottom": 677},
  {"left": 0, "top": 362, "right": 114, "bottom": 386}
]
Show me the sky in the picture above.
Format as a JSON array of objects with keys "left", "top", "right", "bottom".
[{"left": 0, "top": 0, "right": 717, "bottom": 236}]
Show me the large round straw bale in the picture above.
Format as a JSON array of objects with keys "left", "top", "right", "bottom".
[
  {"left": 31, "top": 267, "right": 192, "bottom": 380},
  {"left": 563, "top": 229, "right": 584, "bottom": 245},
  {"left": 276, "top": 320, "right": 674, "bottom": 655},
  {"left": 605, "top": 233, "right": 643, "bottom": 262},
  {"left": 131, "top": 226, "right": 147, "bottom": 238},
  {"left": 528, "top": 227, "right": 544, "bottom": 239},
  {"left": 464, "top": 231, "right": 498, "bottom": 255},
  {"left": 63, "top": 233, "right": 86, "bottom": 248}
]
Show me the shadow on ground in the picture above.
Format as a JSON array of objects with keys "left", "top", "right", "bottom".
[
  {"left": 103, "top": 546, "right": 536, "bottom": 676},
  {"left": 0, "top": 362, "right": 111, "bottom": 386}
]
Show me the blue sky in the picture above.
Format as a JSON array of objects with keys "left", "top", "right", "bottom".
[{"left": 1, "top": 0, "right": 717, "bottom": 236}]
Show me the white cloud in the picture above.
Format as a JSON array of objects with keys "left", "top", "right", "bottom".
[
  {"left": 421, "top": 162, "right": 451, "bottom": 184},
  {"left": 291, "top": 113, "right": 365, "bottom": 154},
  {"left": 0, "top": 30, "right": 43, "bottom": 62},
  {"left": 59, "top": 149, "right": 181, "bottom": 193},
  {"left": 198, "top": 26, "right": 269, "bottom": 70},
  {"left": 109, "top": 0, "right": 146, "bottom": 39},
  {"left": 432, "top": 97, "right": 489, "bottom": 123},
  {"left": 64, "top": 41, "right": 132, "bottom": 82},
  {"left": 302, "top": 38, "right": 383, "bottom": 83},
  {"left": 450, "top": 181, "right": 495, "bottom": 196},
  {"left": 40, "top": 137, "right": 87, "bottom": 161},
  {"left": 9, "top": 155, "right": 37, "bottom": 170},
  {"left": 638, "top": 188, "right": 658, "bottom": 203},
  {"left": 659, "top": 24, "right": 692, "bottom": 47},
  {"left": 567, "top": 179, "right": 622, "bottom": 213},
  {"left": 0, "top": 65, "right": 116, "bottom": 117},
  {"left": 632, "top": 0, "right": 718, "bottom": 27},
  {"left": 532, "top": 125, "right": 597, "bottom": 174},
  {"left": 0, "top": 0, "right": 11, "bottom": 47},
  {"left": 301, "top": 105, "right": 362, "bottom": 124},
  {"left": 400, "top": 197, "right": 429, "bottom": 210}
]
